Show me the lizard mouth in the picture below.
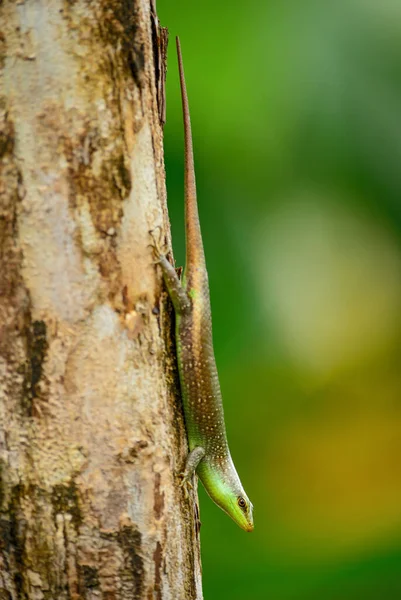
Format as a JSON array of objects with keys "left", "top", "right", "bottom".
[{"left": 238, "top": 516, "right": 254, "bottom": 532}]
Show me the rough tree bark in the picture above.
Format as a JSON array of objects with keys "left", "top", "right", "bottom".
[{"left": 0, "top": 0, "right": 203, "bottom": 598}]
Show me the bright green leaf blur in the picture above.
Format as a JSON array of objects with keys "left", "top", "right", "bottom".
[{"left": 158, "top": 1, "right": 401, "bottom": 598}]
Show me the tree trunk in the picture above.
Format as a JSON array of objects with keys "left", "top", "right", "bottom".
[{"left": 0, "top": 0, "right": 203, "bottom": 598}]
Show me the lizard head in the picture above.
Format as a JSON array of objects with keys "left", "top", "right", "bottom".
[
  {"left": 203, "top": 459, "right": 254, "bottom": 531},
  {"left": 226, "top": 489, "right": 254, "bottom": 532}
]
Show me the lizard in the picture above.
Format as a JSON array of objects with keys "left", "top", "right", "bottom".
[{"left": 152, "top": 36, "right": 254, "bottom": 532}]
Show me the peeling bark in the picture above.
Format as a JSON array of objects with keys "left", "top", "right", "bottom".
[{"left": 0, "top": 1, "right": 203, "bottom": 598}]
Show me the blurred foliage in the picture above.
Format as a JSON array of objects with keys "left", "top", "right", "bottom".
[{"left": 158, "top": 1, "right": 401, "bottom": 598}]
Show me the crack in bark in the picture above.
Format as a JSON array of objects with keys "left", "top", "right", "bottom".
[{"left": 117, "top": 526, "right": 145, "bottom": 599}]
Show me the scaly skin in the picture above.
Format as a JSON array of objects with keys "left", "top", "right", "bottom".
[{"left": 154, "top": 37, "right": 253, "bottom": 532}]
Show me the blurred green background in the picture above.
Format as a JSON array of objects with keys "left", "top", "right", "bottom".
[{"left": 158, "top": 1, "right": 401, "bottom": 598}]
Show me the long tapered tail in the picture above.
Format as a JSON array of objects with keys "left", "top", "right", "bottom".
[{"left": 176, "top": 36, "right": 206, "bottom": 270}]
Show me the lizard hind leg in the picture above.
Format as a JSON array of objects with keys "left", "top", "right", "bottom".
[
  {"left": 149, "top": 229, "right": 191, "bottom": 315},
  {"left": 178, "top": 446, "right": 206, "bottom": 499},
  {"left": 148, "top": 226, "right": 169, "bottom": 263}
]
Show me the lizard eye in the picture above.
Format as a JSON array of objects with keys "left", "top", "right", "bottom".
[{"left": 237, "top": 496, "right": 247, "bottom": 510}]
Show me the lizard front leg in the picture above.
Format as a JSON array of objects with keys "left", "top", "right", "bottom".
[{"left": 178, "top": 446, "right": 206, "bottom": 498}]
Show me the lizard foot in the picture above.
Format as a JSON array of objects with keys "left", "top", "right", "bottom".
[
  {"left": 148, "top": 226, "right": 169, "bottom": 263},
  {"left": 177, "top": 472, "right": 194, "bottom": 500}
]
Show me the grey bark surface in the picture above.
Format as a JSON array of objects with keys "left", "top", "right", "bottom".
[{"left": 0, "top": 0, "right": 203, "bottom": 598}]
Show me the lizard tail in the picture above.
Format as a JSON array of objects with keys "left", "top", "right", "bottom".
[{"left": 176, "top": 36, "right": 206, "bottom": 271}]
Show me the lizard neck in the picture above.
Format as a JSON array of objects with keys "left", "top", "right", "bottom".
[{"left": 198, "top": 452, "right": 242, "bottom": 500}]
